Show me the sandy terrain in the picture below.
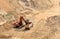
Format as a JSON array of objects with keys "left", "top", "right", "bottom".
[{"left": 0, "top": 0, "right": 60, "bottom": 39}]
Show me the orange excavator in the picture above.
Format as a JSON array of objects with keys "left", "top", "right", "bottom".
[{"left": 13, "top": 16, "right": 33, "bottom": 30}]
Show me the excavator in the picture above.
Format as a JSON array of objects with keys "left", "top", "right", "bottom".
[{"left": 13, "top": 16, "right": 33, "bottom": 30}]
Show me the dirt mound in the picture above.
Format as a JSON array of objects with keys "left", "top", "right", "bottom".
[
  {"left": 19, "top": 0, "right": 52, "bottom": 10},
  {"left": 46, "top": 15, "right": 60, "bottom": 26},
  {"left": 45, "top": 15, "right": 60, "bottom": 39},
  {"left": 0, "top": 0, "right": 53, "bottom": 12}
]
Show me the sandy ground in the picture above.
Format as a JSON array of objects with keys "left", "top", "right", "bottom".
[
  {"left": 0, "top": 0, "right": 60, "bottom": 39},
  {"left": 0, "top": 0, "right": 14, "bottom": 12}
]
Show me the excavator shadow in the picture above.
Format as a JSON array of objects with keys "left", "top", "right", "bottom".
[
  {"left": 13, "top": 24, "right": 33, "bottom": 31},
  {"left": 13, "top": 25, "right": 25, "bottom": 29}
]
